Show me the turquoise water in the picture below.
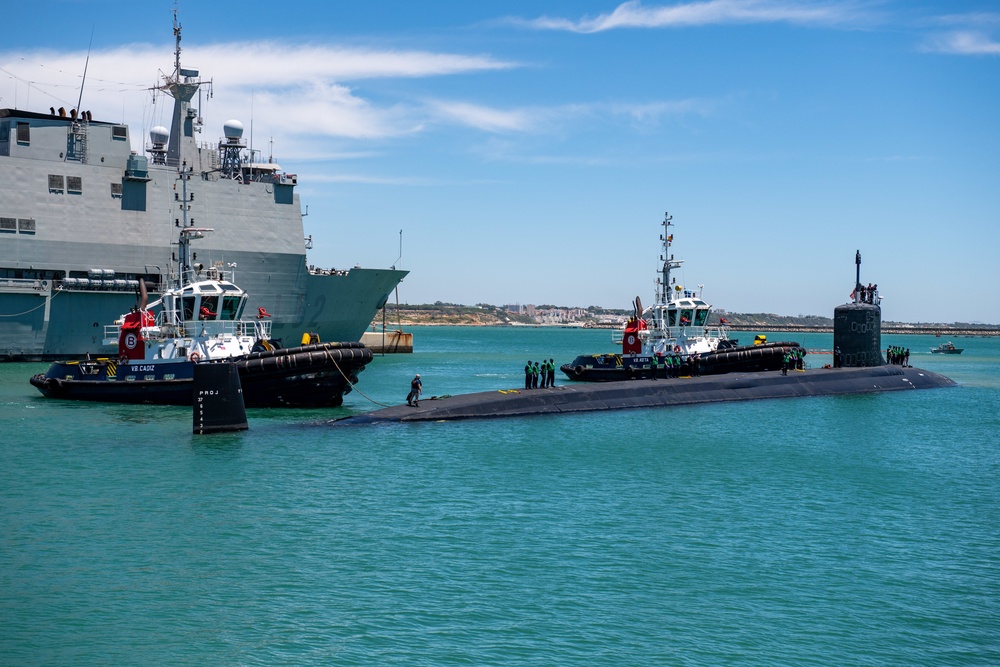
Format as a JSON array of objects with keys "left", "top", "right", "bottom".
[{"left": 2, "top": 327, "right": 999, "bottom": 665}]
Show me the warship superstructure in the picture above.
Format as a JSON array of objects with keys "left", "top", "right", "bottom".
[{"left": 0, "top": 14, "right": 406, "bottom": 360}]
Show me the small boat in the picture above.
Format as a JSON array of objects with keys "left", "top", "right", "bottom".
[
  {"left": 562, "top": 212, "right": 803, "bottom": 381},
  {"left": 930, "top": 341, "right": 963, "bottom": 354},
  {"left": 30, "top": 210, "right": 371, "bottom": 407}
]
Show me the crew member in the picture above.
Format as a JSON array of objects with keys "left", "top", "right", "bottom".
[{"left": 407, "top": 374, "right": 422, "bottom": 407}]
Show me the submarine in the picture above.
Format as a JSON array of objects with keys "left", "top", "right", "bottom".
[{"left": 335, "top": 250, "right": 956, "bottom": 425}]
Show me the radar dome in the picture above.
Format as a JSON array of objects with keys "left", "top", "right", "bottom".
[
  {"left": 223, "top": 119, "right": 244, "bottom": 140},
  {"left": 150, "top": 126, "right": 169, "bottom": 144}
]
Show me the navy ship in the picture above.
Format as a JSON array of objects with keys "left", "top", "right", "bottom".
[{"left": 0, "top": 13, "right": 406, "bottom": 361}]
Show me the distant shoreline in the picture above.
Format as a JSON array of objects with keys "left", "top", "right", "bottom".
[
  {"left": 372, "top": 320, "right": 1000, "bottom": 337},
  {"left": 374, "top": 306, "right": 998, "bottom": 334}
]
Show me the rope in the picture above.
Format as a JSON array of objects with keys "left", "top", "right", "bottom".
[
  {"left": 327, "top": 349, "right": 393, "bottom": 408},
  {"left": 0, "top": 286, "right": 62, "bottom": 318}
]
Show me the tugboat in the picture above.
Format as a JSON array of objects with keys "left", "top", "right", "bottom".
[
  {"left": 562, "top": 212, "right": 803, "bottom": 381},
  {"left": 930, "top": 341, "right": 963, "bottom": 354},
  {"left": 30, "top": 171, "right": 371, "bottom": 407}
]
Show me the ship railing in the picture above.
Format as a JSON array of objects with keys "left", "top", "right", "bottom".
[
  {"left": 103, "top": 318, "right": 271, "bottom": 342},
  {"left": 613, "top": 325, "right": 727, "bottom": 345},
  {"left": 177, "top": 318, "right": 272, "bottom": 339}
]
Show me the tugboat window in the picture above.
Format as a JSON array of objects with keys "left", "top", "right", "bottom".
[
  {"left": 182, "top": 296, "right": 195, "bottom": 321},
  {"left": 16, "top": 122, "right": 30, "bottom": 144},
  {"left": 221, "top": 295, "right": 241, "bottom": 320},
  {"left": 200, "top": 296, "right": 218, "bottom": 319}
]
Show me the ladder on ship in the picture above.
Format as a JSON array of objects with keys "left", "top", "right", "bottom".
[{"left": 67, "top": 121, "right": 88, "bottom": 163}]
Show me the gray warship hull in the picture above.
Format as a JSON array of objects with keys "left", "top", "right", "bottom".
[{"left": 1, "top": 19, "right": 406, "bottom": 361}]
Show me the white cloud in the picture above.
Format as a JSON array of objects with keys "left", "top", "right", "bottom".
[
  {"left": 922, "top": 30, "right": 1000, "bottom": 55},
  {"left": 183, "top": 42, "right": 516, "bottom": 86},
  {"left": 515, "top": 0, "right": 865, "bottom": 33},
  {"left": 0, "top": 40, "right": 518, "bottom": 157},
  {"left": 928, "top": 12, "right": 1000, "bottom": 28},
  {"left": 426, "top": 101, "right": 538, "bottom": 132},
  {"left": 426, "top": 98, "right": 714, "bottom": 134}
]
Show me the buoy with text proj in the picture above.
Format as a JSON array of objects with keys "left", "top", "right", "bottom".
[{"left": 193, "top": 363, "right": 248, "bottom": 434}]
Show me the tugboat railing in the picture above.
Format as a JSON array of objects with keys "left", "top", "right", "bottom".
[
  {"left": 104, "top": 317, "right": 271, "bottom": 342},
  {"left": 612, "top": 325, "right": 726, "bottom": 346}
]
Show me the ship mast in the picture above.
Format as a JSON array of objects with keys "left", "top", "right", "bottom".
[
  {"left": 854, "top": 250, "right": 861, "bottom": 304},
  {"left": 175, "top": 166, "right": 213, "bottom": 286},
  {"left": 656, "top": 211, "right": 683, "bottom": 308},
  {"left": 157, "top": 7, "right": 207, "bottom": 167}
]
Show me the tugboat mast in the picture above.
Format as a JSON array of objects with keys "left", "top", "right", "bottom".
[
  {"left": 175, "top": 166, "right": 212, "bottom": 286},
  {"left": 656, "top": 211, "right": 683, "bottom": 308}
]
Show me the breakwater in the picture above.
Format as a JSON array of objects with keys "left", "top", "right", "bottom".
[{"left": 733, "top": 324, "right": 1000, "bottom": 336}]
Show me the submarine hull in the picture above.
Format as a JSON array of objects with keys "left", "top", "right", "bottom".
[{"left": 337, "top": 365, "right": 956, "bottom": 424}]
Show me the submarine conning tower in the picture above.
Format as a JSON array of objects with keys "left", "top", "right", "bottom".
[{"left": 833, "top": 250, "right": 886, "bottom": 367}]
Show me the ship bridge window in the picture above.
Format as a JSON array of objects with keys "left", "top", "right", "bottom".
[
  {"left": 112, "top": 125, "right": 127, "bottom": 141},
  {"left": 182, "top": 296, "right": 195, "bottom": 321},
  {"left": 221, "top": 295, "right": 242, "bottom": 320},
  {"left": 199, "top": 296, "right": 219, "bottom": 320},
  {"left": 680, "top": 309, "right": 694, "bottom": 326},
  {"left": 694, "top": 309, "right": 709, "bottom": 326},
  {"left": 16, "top": 122, "right": 29, "bottom": 145}
]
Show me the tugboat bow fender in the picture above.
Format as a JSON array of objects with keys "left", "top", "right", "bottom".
[{"left": 235, "top": 343, "right": 373, "bottom": 376}]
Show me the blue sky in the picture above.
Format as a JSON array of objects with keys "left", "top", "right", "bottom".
[{"left": 3, "top": 1, "right": 998, "bottom": 323}]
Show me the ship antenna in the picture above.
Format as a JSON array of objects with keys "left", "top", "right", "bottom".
[
  {"left": 172, "top": 4, "right": 182, "bottom": 79},
  {"left": 74, "top": 27, "right": 95, "bottom": 123},
  {"left": 392, "top": 229, "right": 403, "bottom": 270},
  {"left": 63, "top": 27, "right": 95, "bottom": 164},
  {"left": 855, "top": 250, "right": 861, "bottom": 304},
  {"left": 249, "top": 92, "right": 254, "bottom": 182},
  {"left": 660, "top": 211, "right": 673, "bottom": 306}
]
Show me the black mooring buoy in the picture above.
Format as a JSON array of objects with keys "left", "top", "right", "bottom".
[{"left": 193, "top": 363, "right": 248, "bottom": 434}]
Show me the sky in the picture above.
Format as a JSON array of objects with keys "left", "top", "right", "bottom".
[{"left": 2, "top": 0, "right": 998, "bottom": 323}]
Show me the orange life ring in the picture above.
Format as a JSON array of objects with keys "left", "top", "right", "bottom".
[
  {"left": 189, "top": 352, "right": 201, "bottom": 362},
  {"left": 673, "top": 346, "right": 681, "bottom": 353}
]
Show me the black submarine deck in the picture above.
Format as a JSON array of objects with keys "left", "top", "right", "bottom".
[{"left": 336, "top": 365, "right": 955, "bottom": 424}]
